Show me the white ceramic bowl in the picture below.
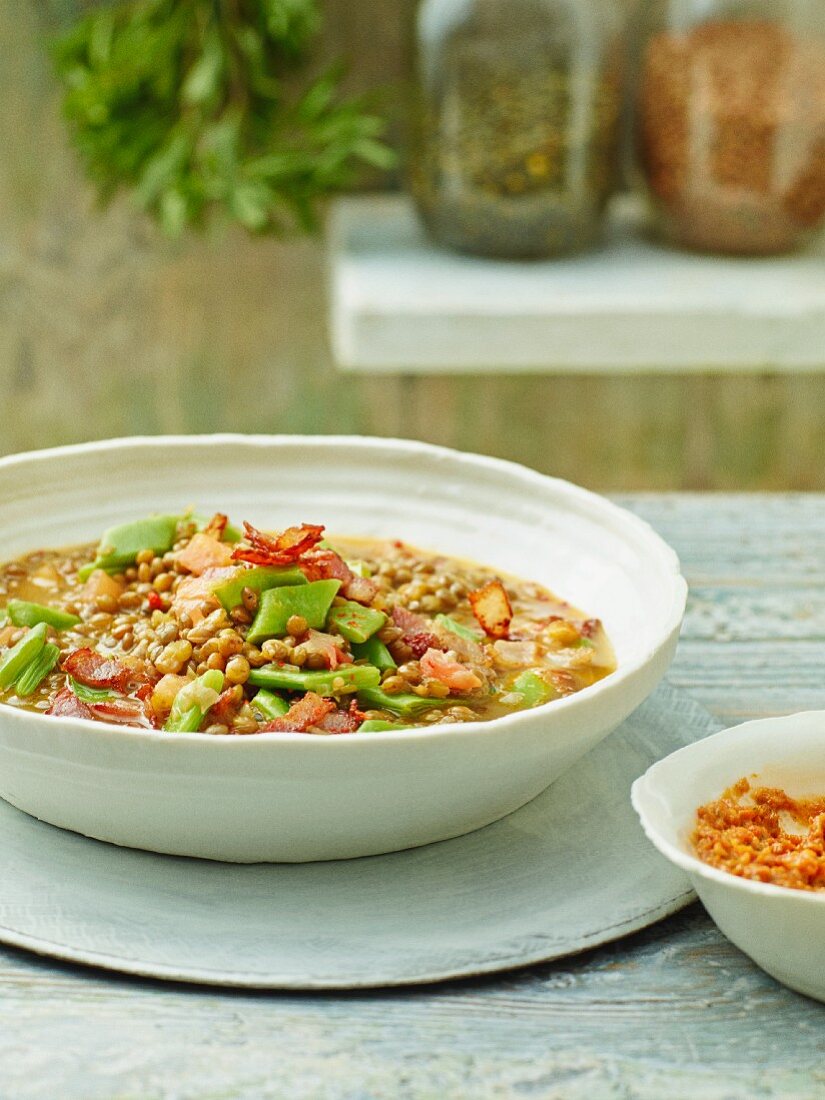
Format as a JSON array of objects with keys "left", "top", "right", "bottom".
[
  {"left": 0, "top": 436, "right": 686, "bottom": 862},
  {"left": 633, "top": 712, "right": 825, "bottom": 1003}
]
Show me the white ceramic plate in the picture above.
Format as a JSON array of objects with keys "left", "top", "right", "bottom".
[
  {"left": 0, "top": 682, "right": 717, "bottom": 989},
  {"left": 0, "top": 435, "right": 686, "bottom": 862}
]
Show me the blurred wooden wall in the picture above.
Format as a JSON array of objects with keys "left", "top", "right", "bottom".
[{"left": 1, "top": 1, "right": 824, "bottom": 490}]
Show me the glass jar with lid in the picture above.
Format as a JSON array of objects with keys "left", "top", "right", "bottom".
[
  {"left": 634, "top": 0, "right": 825, "bottom": 255},
  {"left": 409, "top": 0, "right": 626, "bottom": 259}
]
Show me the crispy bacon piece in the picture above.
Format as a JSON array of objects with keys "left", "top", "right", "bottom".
[
  {"left": 316, "top": 708, "right": 361, "bottom": 734},
  {"left": 232, "top": 522, "right": 325, "bottom": 567},
  {"left": 209, "top": 686, "right": 244, "bottom": 727},
  {"left": 420, "top": 648, "right": 483, "bottom": 693},
  {"left": 432, "top": 619, "right": 484, "bottom": 664},
  {"left": 391, "top": 605, "right": 428, "bottom": 635},
  {"left": 579, "top": 618, "right": 601, "bottom": 639},
  {"left": 468, "top": 580, "right": 513, "bottom": 639},
  {"left": 406, "top": 631, "right": 442, "bottom": 660},
  {"left": 91, "top": 698, "right": 153, "bottom": 728},
  {"left": 259, "top": 691, "right": 335, "bottom": 733},
  {"left": 348, "top": 698, "right": 367, "bottom": 725},
  {"left": 48, "top": 686, "right": 94, "bottom": 720},
  {"left": 46, "top": 687, "right": 152, "bottom": 728},
  {"left": 549, "top": 669, "right": 578, "bottom": 696},
  {"left": 390, "top": 607, "right": 443, "bottom": 658},
  {"left": 301, "top": 629, "right": 353, "bottom": 671},
  {"left": 62, "top": 648, "right": 157, "bottom": 692},
  {"left": 301, "top": 549, "right": 379, "bottom": 605},
  {"left": 202, "top": 512, "right": 228, "bottom": 540}
]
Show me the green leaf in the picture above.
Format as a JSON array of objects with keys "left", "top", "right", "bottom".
[
  {"left": 353, "top": 138, "right": 398, "bottom": 170},
  {"left": 229, "top": 181, "right": 272, "bottom": 231},
  {"left": 135, "top": 132, "right": 191, "bottom": 207},
  {"left": 182, "top": 29, "right": 223, "bottom": 105},
  {"left": 159, "top": 187, "right": 189, "bottom": 237}
]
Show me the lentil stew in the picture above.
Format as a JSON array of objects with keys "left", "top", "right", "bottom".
[{"left": 0, "top": 513, "right": 615, "bottom": 735}]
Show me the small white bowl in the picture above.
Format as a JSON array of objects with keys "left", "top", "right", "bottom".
[
  {"left": 633, "top": 712, "right": 825, "bottom": 1002},
  {"left": 0, "top": 436, "right": 686, "bottom": 862}
]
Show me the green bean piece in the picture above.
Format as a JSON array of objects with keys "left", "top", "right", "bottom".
[
  {"left": 326, "top": 601, "right": 387, "bottom": 644},
  {"left": 358, "top": 719, "right": 407, "bottom": 733},
  {"left": 69, "top": 676, "right": 115, "bottom": 703},
  {"left": 78, "top": 514, "right": 180, "bottom": 580},
  {"left": 168, "top": 705, "right": 204, "bottom": 734},
  {"left": 164, "top": 669, "right": 225, "bottom": 733},
  {"left": 357, "top": 685, "right": 456, "bottom": 719},
  {"left": 511, "top": 669, "right": 557, "bottom": 709},
  {"left": 351, "top": 636, "right": 397, "bottom": 671},
  {"left": 253, "top": 688, "right": 290, "bottom": 720},
  {"left": 7, "top": 599, "right": 81, "bottom": 631},
  {"left": 434, "top": 613, "right": 482, "bottom": 642},
  {"left": 15, "top": 644, "right": 60, "bottom": 697},
  {"left": 246, "top": 580, "right": 341, "bottom": 643},
  {"left": 213, "top": 565, "right": 306, "bottom": 611},
  {"left": 0, "top": 622, "right": 48, "bottom": 691},
  {"left": 248, "top": 663, "right": 380, "bottom": 696}
]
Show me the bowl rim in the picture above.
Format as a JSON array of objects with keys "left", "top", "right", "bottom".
[
  {"left": 0, "top": 433, "right": 688, "bottom": 748},
  {"left": 631, "top": 710, "right": 825, "bottom": 905}
]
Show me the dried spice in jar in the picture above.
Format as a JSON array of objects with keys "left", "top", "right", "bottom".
[
  {"left": 410, "top": 0, "right": 624, "bottom": 259},
  {"left": 636, "top": 17, "right": 825, "bottom": 255}
]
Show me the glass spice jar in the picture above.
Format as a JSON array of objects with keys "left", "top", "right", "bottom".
[
  {"left": 634, "top": 0, "right": 825, "bottom": 255},
  {"left": 409, "top": 0, "right": 626, "bottom": 259}
]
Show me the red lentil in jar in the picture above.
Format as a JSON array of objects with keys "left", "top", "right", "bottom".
[
  {"left": 636, "top": 11, "right": 825, "bottom": 255},
  {"left": 0, "top": 511, "right": 615, "bottom": 736}
]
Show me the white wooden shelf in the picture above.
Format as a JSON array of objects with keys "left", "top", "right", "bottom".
[{"left": 328, "top": 194, "right": 825, "bottom": 374}]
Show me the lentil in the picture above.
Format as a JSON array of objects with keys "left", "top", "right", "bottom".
[
  {"left": 692, "top": 777, "right": 825, "bottom": 891},
  {"left": 638, "top": 20, "right": 825, "bottom": 254}
]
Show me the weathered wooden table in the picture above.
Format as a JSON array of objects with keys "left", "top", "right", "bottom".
[{"left": 1, "top": 495, "right": 824, "bottom": 1099}]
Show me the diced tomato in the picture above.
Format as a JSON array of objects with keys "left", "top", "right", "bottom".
[
  {"left": 147, "top": 590, "right": 164, "bottom": 612},
  {"left": 420, "top": 647, "right": 483, "bottom": 692},
  {"left": 232, "top": 522, "right": 325, "bottom": 567}
]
